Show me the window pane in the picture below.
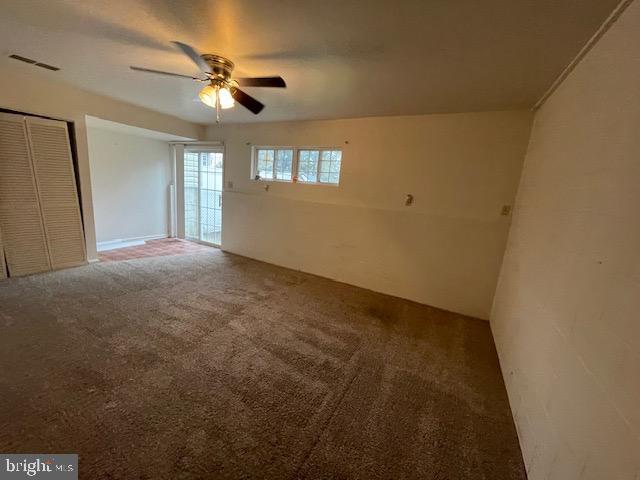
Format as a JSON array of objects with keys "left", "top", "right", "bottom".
[
  {"left": 213, "top": 153, "right": 223, "bottom": 190},
  {"left": 184, "top": 152, "right": 199, "bottom": 239},
  {"left": 275, "top": 149, "right": 293, "bottom": 180},
  {"left": 257, "top": 149, "right": 274, "bottom": 179},
  {"left": 319, "top": 150, "right": 332, "bottom": 175},
  {"left": 331, "top": 151, "right": 342, "bottom": 175},
  {"left": 315, "top": 150, "right": 341, "bottom": 184},
  {"left": 298, "top": 150, "right": 318, "bottom": 183}
]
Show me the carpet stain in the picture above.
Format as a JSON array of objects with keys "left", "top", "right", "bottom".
[{"left": 0, "top": 251, "right": 526, "bottom": 479}]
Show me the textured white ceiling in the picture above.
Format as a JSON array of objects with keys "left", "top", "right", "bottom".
[{"left": 0, "top": 0, "right": 620, "bottom": 125}]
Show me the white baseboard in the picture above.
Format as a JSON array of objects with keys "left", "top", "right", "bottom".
[{"left": 96, "top": 234, "right": 168, "bottom": 252}]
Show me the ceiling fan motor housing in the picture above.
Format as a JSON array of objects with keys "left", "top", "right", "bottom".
[{"left": 202, "top": 54, "right": 235, "bottom": 81}]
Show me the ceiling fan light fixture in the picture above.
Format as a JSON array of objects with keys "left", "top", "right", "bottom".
[
  {"left": 131, "top": 41, "right": 285, "bottom": 117},
  {"left": 199, "top": 85, "right": 235, "bottom": 109}
]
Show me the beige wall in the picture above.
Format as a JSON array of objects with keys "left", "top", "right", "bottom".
[
  {"left": 87, "top": 127, "right": 172, "bottom": 244},
  {"left": 491, "top": 1, "right": 640, "bottom": 479},
  {"left": 208, "top": 110, "right": 532, "bottom": 319},
  {"left": 0, "top": 61, "right": 203, "bottom": 261}
]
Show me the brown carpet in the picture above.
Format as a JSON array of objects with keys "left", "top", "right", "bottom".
[{"left": 0, "top": 251, "right": 526, "bottom": 479}]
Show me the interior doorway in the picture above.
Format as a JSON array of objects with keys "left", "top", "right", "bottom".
[{"left": 184, "top": 148, "right": 223, "bottom": 246}]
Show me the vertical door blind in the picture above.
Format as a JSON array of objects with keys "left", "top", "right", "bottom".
[{"left": 0, "top": 112, "right": 86, "bottom": 278}]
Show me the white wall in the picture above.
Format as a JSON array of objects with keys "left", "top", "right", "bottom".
[
  {"left": 491, "top": 1, "right": 640, "bottom": 479},
  {"left": 87, "top": 127, "right": 172, "bottom": 244},
  {"left": 0, "top": 61, "right": 203, "bottom": 261},
  {"left": 208, "top": 110, "right": 532, "bottom": 319}
]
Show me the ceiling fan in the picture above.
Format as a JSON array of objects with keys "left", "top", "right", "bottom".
[{"left": 130, "top": 41, "right": 286, "bottom": 121}]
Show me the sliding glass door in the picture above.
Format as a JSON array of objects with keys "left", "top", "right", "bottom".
[{"left": 184, "top": 149, "right": 223, "bottom": 246}]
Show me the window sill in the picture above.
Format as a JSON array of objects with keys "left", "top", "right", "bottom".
[{"left": 251, "top": 178, "right": 340, "bottom": 187}]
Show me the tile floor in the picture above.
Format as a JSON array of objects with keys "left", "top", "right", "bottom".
[{"left": 98, "top": 238, "right": 214, "bottom": 262}]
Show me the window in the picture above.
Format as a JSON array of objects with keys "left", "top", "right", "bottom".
[
  {"left": 255, "top": 148, "right": 274, "bottom": 179},
  {"left": 254, "top": 148, "right": 293, "bottom": 181},
  {"left": 319, "top": 150, "right": 342, "bottom": 184},
  {"left": 297, "top": 150, "right": 319, "bottom": 183},
  {"left": 252, "top": 147, "right": 342, "bottom": 185},
  {"left": 275, "top": 149, "right": 293, "bottom": 180}
]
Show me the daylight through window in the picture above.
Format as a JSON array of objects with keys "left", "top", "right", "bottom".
[{"left": 253, "top": 147, "right": 342, "bottom": 185}]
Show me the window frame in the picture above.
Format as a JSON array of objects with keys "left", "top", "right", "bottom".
[
  {"left": 252, "top": 146, "right": 295, "bottom": 183},
  {"left": 251, "top": 145, "right": 342, "bottom": 186}
]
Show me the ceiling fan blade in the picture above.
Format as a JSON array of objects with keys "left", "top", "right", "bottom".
[
  {"left": 231, "top": 88, "right": 265, "bottom": 114},
  {"left": 171, "top": 41, "right": 211, "bottom": 73},
  {"left": 129, "top": 66, "right": 201, "bottom": 80},
  {"left": 235, "top": 76, "right": 286, "bottom": 88}
]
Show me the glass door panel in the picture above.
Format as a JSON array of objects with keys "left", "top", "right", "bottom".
[{"left": 183, "top": 149, "right": 223, "bottom": 246}]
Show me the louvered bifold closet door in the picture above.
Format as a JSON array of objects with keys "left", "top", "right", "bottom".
[
  {"left": 0, "top": 113, "right": 52, "bottom": 276},
  {"left": 26, "top": 117, "right": 86, "bottom": 269}
]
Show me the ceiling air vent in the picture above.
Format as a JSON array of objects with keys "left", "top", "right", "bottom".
[{"left": 9, "top": 54, "right": 60, "bottom": 71}]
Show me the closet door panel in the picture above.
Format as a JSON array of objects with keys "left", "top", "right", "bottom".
[
  {"left": 0, "top": 113, "right": 51, "bottom": 276},
  {"left": 26, "top": 117, "right": 86, "bottom": 269}
]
